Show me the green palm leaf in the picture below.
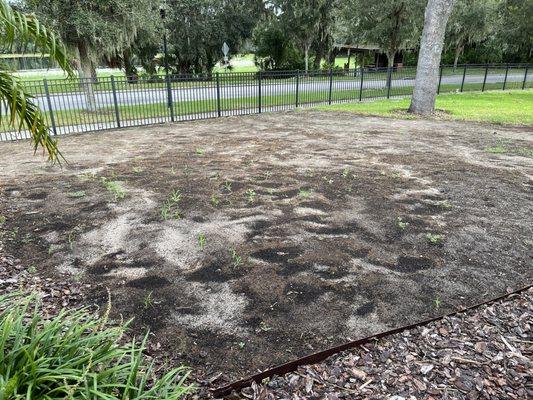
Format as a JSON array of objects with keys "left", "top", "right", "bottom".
[{"left": 0, "top": 0, "right": 72, "bottom": 163}]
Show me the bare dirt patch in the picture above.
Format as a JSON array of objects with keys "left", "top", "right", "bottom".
[{"left": 0, "top": 111, "right": 532, "bottom": 384}]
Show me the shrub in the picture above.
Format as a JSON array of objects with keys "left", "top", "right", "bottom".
[{"left": 0, "top": 294, "right": 193, "bottom": 399}]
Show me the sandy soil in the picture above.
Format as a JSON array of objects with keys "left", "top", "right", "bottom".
[{"left": 0, "top": 111, "right": 531, "bottom": 382}]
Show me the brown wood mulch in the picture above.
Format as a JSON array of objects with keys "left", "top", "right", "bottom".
[{"left": 230, "top": 288, "right": 532, "bottom": 400}]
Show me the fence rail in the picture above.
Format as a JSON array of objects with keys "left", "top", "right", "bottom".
[{"left": 1, "top": 63, "right": 531, "bottom": 141}]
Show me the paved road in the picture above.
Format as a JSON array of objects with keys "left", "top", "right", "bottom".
[{"left": 32, "top": 72, "right": 530, "bottom": 112}]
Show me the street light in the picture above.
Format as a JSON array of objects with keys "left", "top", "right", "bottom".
[
  {"left": 160, "top": 6, "right": 170, "bottom": 78},
  {"left": 160, "top": 4, "right": 173, "bottom": 114}
]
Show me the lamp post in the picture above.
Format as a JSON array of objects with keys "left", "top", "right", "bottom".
[
  {"left": 160, "top": 5, "right": 174, "bottom": 120},
  {"left": 160, "top": 7, "right": 170, "bottom": 78}
]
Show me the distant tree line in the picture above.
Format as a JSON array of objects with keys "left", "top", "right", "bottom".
[{"left": 17, "top": 0, "right": 533, "bottom": 79}]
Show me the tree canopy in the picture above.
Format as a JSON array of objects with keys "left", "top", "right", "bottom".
[
  {"left": 26, "top": 0, "right": 153, "bottom": 109},
  {"left": 253, "top": 0, "right": 339, "bottom": 71},
  {"left": 445, "top": 0, "right": 497, "bottom": 68},
  {"left": 19, "top": 0, "right": 533, "bottom": 75},
  {"left": 164, "top": 0, "right": 261, "bottom": 74},
  {"left": 339, "top": 0, "right": 425, "bottom": 68},
  {"left": 495, "top": 0, "right": 532, "bottom": 62}
]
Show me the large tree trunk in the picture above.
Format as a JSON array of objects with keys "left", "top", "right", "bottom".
[
  {"left": 409, "top": 0, "right": 456, "bottom": 115},
  {"left": 77, "top": 42, "right": 97, "bottom": 112},
  {"left": 313, "top": 44, "right": 324, "bottom": 70},
  {"left": 327, "top": 47, "right": 338, "bottom": 67},
  {"left": 123, "top": 49, "right": 138, "bottom": 83}
]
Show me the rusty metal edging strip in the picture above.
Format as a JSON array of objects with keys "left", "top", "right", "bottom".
[{"left": 212, "top": 284, "right": 532, "bottom": 398}]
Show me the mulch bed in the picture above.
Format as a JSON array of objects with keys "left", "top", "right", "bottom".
[{"left": 233, "top": 288, "right": 532, "bottom": 400}]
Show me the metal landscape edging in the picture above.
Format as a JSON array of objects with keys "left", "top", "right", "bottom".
[{"left": 212, "top": 283, "right": 532, "bottom": 398}]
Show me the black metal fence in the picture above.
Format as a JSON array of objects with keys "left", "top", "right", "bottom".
[{"left": 1, "top": 63, "right": 531, "bottom": 141}]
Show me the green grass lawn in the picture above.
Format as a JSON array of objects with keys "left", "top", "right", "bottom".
[
  {"left": 314, "top": 90, "right": 533, "bottom": 125},
  {"left": 15, "top": 54, "right": 259, "bottom": 83},
  {"left": 213, "top": 54, "right": 259, "bottom": 73}
]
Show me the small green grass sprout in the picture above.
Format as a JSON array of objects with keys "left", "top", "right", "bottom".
[
  {"left": 245, "top": 189, "right": 257, "bottom": 204},
  {"left": 298, "top": 189, "right": 312, "bottom": 198},
  {"left": 396, "top": 217, "right": 409, "bottom": 230},
  {"left": 259, "top": 321, "right": 272, "bottom": 332},
  {"left": 342, "top": 167, "right": 349, "bottom": 178},
  {"left": 143, "top": 291, "right": 154, "bottom": 309},
  {"left": 434, "top": 296, "right": 442, "bottom": 310},
  {"left": 161, "top": 189, "right": 182, "bottom": 221},
  {"left": 101, "top": 177, "right": 125, "bottom": 201},
  {"left": 223, "top": 180, "right": 232, "bottom": 192},
  {"left": 230, "top": 249, "right": 243, "bottom": 269},
  {"left": 198, "top": 233, "right": 206, "bottom": 250},
  {"left": 426, "top": 233, "right": 444, "bottom": 245}
]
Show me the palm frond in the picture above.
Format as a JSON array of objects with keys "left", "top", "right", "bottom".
[
  {"left": 0, "top": 70, "right": 61, "bottom": 163},
  {"left": 0, "top": 0, "right": 72, "bottom": 75},
  {"left": 0, "top": 0, "right": 72, "bottom": 162}
]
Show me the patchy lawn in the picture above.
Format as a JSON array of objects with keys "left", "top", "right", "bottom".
[
  {"left": 314, "top": 90, "right": 533, "bottom": 125},
  {"left": 0, "top": 111, "right": 531, "bottom": 386}
]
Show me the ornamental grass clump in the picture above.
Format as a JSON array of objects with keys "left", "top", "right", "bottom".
[{"left": 0, "top": 294, "right": 193, "bottom": 399}]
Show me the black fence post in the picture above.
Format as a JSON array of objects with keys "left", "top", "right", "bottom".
[
  {"left": 110, "top": 76, "right": 121, "bottom": 128},
  {"left": 460, "top": 64, "right": 467, "bottom": 92},
  {"left": 482, "top": 64, "right": 488, "bottom": 92},
  {"left": 258, "top": 71, "right": 262, "bottom": 113},
  {"left": 503, "top": 64, "right": 509, "bottom": 90},
  {"left": 359, "top": 67, "right": 364, "bottom": 101},
  {"left": 43, "top": 79, "right": 57, "bottom": 136},
  {"left": 165, "top": 73, "right": 174, "bottom": 122},
  {"left": 216, "top": 72, "right": 221, "bottom": 117},
  {"left": 437, "top": 65, "right": 443, "bottom": 94},
  {"left": 295, "top": 70, "right": 300, "bottom": 108},
  {"left": 386, "top": 67, "right": 392, "bottom": 99},
  {"left": 328, "top": 69, "right": 333, "bottom": 105},
  {"left": 523, "top": 65, "right": 529, "bottom": 90}
]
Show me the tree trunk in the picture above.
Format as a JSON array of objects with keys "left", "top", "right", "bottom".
[
  {"left": 123, "top": 50, "right": 138, "bottom": 83},
  {"left": 304, "top": 47, "right": 309, "bottom": 73},
  {"left": 206, "top": 54, "right": 214, "bottom": 79},
  {"left": 386, "top": 51, "right": 395, "bottom": 69},
  {"left": 90, "top": 63, "right": 98, "bottom": 83},
  {"left": 77, "top": 42, "right": 97, "bottom": 112},
  {"left": 328, "top": 47, "right": 338, "bottom": 67},
  {"left": 453, "top": 43, "right": 463, "bottom": 71},
  {"left": 409, "top": 0, "right": 456, "bottom": 115},
  {"left": 385, "top": 51, "right": 395, "bottom": 92},
  {"left": 346, "top": 49, "right": 351, "bottom": 69},
  {"left": 357, "top": 53, "right": 364, "bottom": 69},
  {"left": 313, "top": 44, "right": 324, "bottom": 70}
]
